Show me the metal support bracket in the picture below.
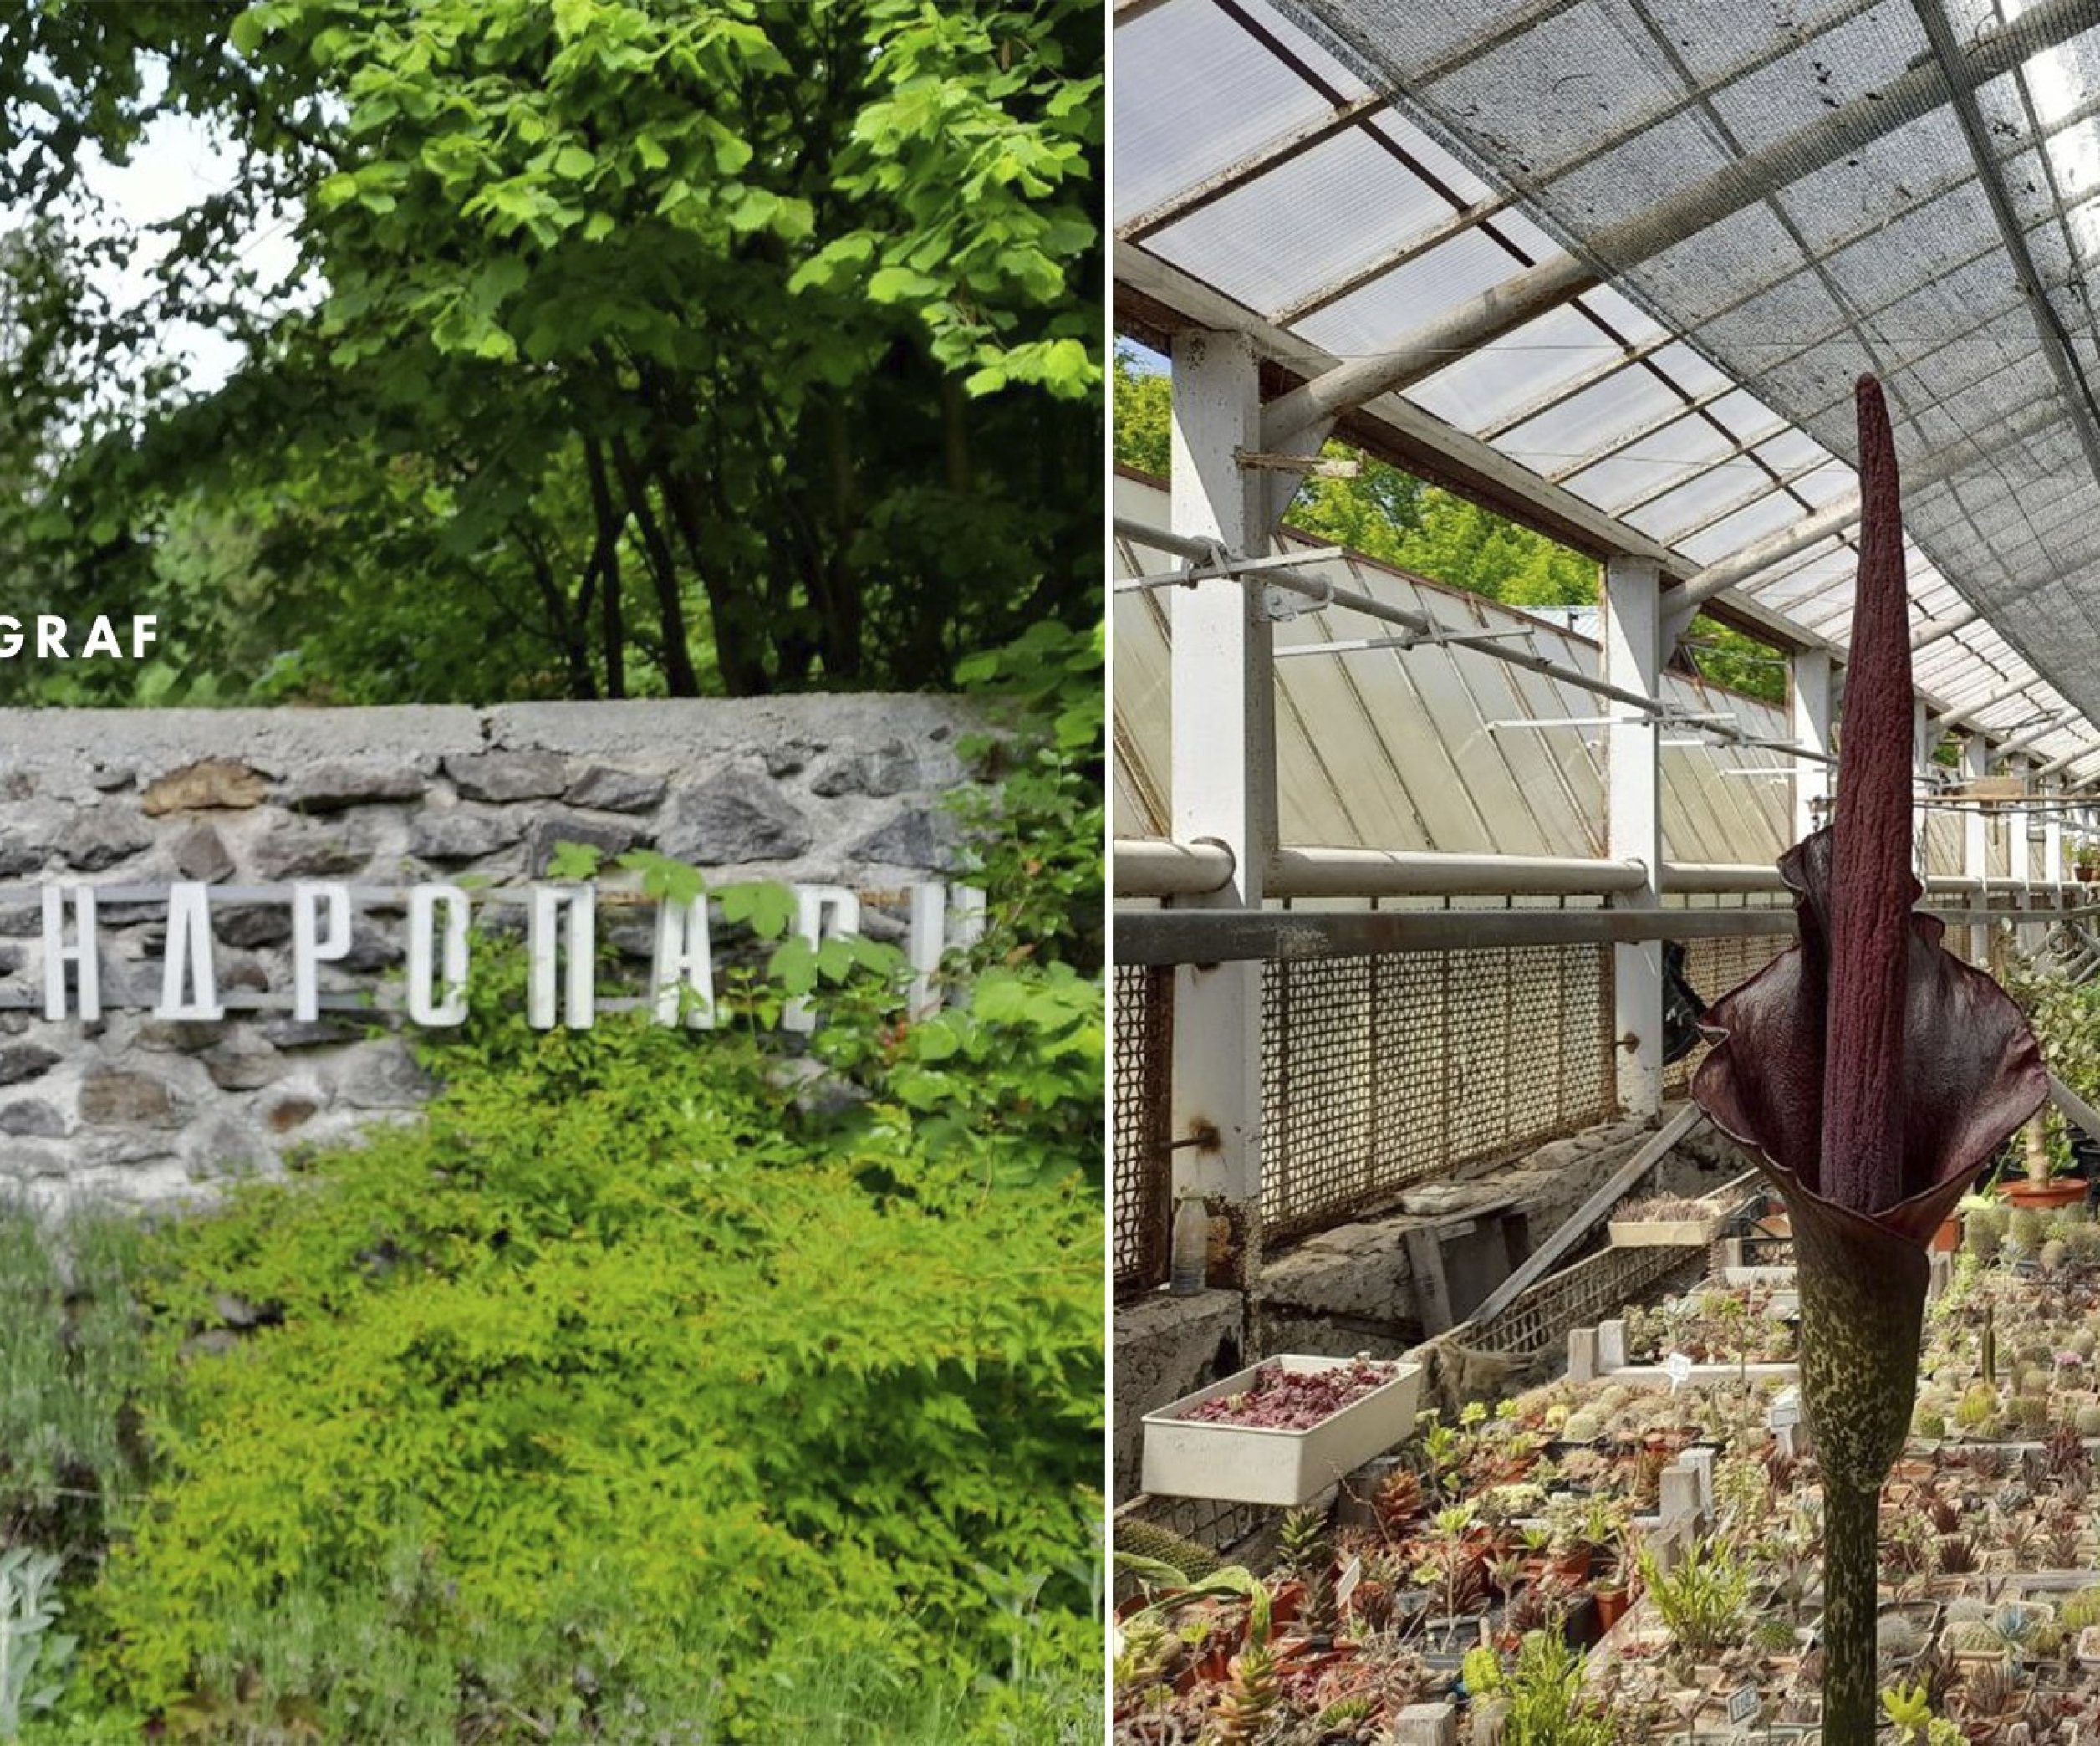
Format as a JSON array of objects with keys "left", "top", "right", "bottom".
[{"left": 1261, "top": 578, "right": 1335, "bottom": 622}]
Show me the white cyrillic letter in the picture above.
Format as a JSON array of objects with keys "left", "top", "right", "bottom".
[
  {"left": 949, "top": 884, "right": 986, "bottom": 952},
  {"left": 42, "top": 886, "right": 99, "bottom": 1020},
  {"left": 783, "top": 884, "right": 859, "bottom": 1034},
  {"left": 155, "top": 882, "right": 224, "bottom": 1020},
  {"left": 407, "top": 885, "right": 471, "bottom": 1026},
  {"left": 905, "top": 881, "right": 946, "bottom": 1021},
  {"left": 528, "top": 886, "right": 594, "bottom": 1030},
  {"left": 650, "top": 896, "right": 715, "bottom": 1029},
  {"left": 291, "top": 882, "right": 353, "bottom": 1022}
]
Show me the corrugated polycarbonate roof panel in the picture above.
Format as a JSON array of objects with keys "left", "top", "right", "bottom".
[
  {"left": 1115, "top": 0, "right": 2100, "bottom": 834},
  {"left": 1112, "top": 475, "right": 1801, "bottom": 860},
  {"left": 1263, "top": 0, "right": 2100, "bottom": 722}
]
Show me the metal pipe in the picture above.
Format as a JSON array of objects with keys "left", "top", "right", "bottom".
[
  {"left": 1267, "top": 845, "right": 1648, "bottom": 898},
  {"left": 1911, "top": 606, "right": 1980, "bottom": 654},
  {"left": 1113, "top": 837, "right": 1236, "bottom": 899},
  {"left": 1113, "top": 898, "right": 2073, "bottom": 967},
  {"left": 1259, "top": 0, "right": 2100, "bottom": 447},
  {"left": 1661, "top": 862, "right": 1790, "bottom": 894}
]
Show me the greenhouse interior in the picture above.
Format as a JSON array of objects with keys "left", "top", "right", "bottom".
[{"left": 1108, "top": 1, "right": 2100, "bottom": 1741}]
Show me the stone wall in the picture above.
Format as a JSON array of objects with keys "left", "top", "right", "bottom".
[{"left": 0, "top": 697, "right": 981, "bottom": 1207}]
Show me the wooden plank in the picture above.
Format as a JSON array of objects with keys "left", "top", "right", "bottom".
[
  {"left": 1404, "top": 1226, "right": 1455, "bottom": 1336},
  {"left": 1464, "top": 1103, "right": 1707, "bottom": 1329}
]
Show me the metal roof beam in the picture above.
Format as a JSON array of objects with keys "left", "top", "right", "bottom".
[
  {"left": 1261, "top": 0, "right": 2100, "bottom": 448},
  {"left": 1913, "top": 0, "right": 2100, "bottom": 500},
  {"left": 1934, "top": 678, "right": 2037, "bottom": 730},
  {"left": 1270, "top": 0, "right": 1883, "bottom": 329},
  {"left": 1991, "top": 712, "right": 2082, "bottom": 765},
  {"left": 1666, "top": 400, "right": 2068, "bottom": 622}
]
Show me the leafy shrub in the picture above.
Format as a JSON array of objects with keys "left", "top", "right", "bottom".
[
  {"left": 0, "top": 1206, "right": 165, "bottom": 1560},
  {"left": 1638, "top": 1539, "right": 1749, "bottom": 1658},
  {"left": 84, "top": 931, "right": 1099, "bottom": 1738}
]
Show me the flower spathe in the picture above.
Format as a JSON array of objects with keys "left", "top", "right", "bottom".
[
  {"left": 1692, "top": 825, "right": 2047, "bottom": 1252},
  {"left": 1685, "top": 375, "right": 2047, "bottom": 1746}
]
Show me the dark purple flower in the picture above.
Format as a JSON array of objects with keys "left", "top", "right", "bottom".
[
  {"left": 1687, "top": 375, "right": 2047, "bottom": 1746},
  {"left": 1692, "top": 376, "right": 2046, "bottom": 1238}
]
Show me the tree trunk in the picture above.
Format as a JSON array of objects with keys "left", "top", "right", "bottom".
[
  {"left": 607, "top": 435, "right": 707, "bottom": 696},
  {"left": 584, "top": 437, "right": 625, "bottom": 700}
]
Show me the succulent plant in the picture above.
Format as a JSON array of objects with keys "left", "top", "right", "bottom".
[
  {"left": 1115, "top": 1517, "right": 1223, "bottom": 1582},
  {"left": 1960, "top": 1658, "right": 2014, "bottom": 1722},
  {"left": 1914, "top": 1410, "right": 1946, "bottom": 1441},
  {"left": 2011, "top": 1208, "right": 2046, "bottom": 1253},
  {"left": 1877, "top": 1612, "right": 1927, "bottom": 1660},
  {"left": 1936, "top": 1533, "right": 1979, "bottom": 1574},
  {"left": 2076, "top": 1404, "right": 2100, "bottom": 1437},
  {"left": 1955, "top": 1385, "right": 1999, "bottom": 1429},
  {"left": 1944, "top": 1618, "right": 2004, "bottom": 1653},
  {"left": 1561, "top": 1410, "right": 1603, "bottom": 1444},
  {"left": 2012, "top": 1395, "right": 2052, "bottom": 1432},
  {"left": 1210, "top": 1645, "right": 1280, "bottom": 1746}
]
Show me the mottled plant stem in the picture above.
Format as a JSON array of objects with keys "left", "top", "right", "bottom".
[
  {"left": 1818, "top": 1481, "right": 1880, "bottom": 1746},
  {"left": 1794, "top": 1204, "right": 1927, "bottom": 1746}
]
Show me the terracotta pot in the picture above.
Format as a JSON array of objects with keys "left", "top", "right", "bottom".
[
  {"left": 2077, "top": 864, "right": 2098, "bottom": 884},
  {"left": 1594, "top": 1585, "right": 1631, "bottom": 1631},
  {"left": 1931, "top": 1213, "right": 1962, "bottom": 1253},
  {"left": 2000, "top": 1177, "right": 2087, "bottom": 1210}
]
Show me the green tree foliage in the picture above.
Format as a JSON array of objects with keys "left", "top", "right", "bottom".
[
  {"left": 1111, "top": 347, "right": 1787, "bottom": 703},
  {"left": 0, "top": 0, "right": 1102, "bottom": 702}
]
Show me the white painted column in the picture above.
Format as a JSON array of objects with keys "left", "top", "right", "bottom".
[
  {"left": 2007, "top": 762, "right": 2032, "bottom": 955},
  {"left": 1914, "top": 700, "right": 1937, "bottom": 783},
  {"left": 1790, "top": 649, "right": 1832, "bottom": 843},
  {"left": 1605, "top": 554, "right": 1664, "bottom": 1116},
  {"left": 2046, "top": 783, "right": 2065, "bottom": 895},
  {"left": 1168, "top": 329, "right": 1276, "bottom": 1282},
  {"left": 1962, "top": 734, "right": 1990, "bottom": 964}
]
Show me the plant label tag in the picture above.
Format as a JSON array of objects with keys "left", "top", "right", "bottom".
[
  {"left": 1664, "top": 1351, "right": 1693, "bottom": 1391},
  {"left": 1728, "top": 1684, "right": 1758, "bottom": 1724},
  {"left": 1334, "top": 1554, "right": 1361, "bottom": 1611},
  {"left": 1769, "top": 1385, "right": 1802, "bottom": 1432}
]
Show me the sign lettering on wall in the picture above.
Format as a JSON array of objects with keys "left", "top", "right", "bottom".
[{"left": 33, "top": 879, "right": 980, "bottom": 1032}]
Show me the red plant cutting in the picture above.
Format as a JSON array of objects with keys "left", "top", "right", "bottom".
[{"left": 1690, "top": 376, "right": 2046, "bottom": 1746}]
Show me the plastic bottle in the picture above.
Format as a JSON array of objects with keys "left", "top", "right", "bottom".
[{"left": 1170, "top": 1195, "right": 1208, "bottom": 1295}]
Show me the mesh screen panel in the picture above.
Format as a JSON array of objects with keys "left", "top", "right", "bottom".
[
  {"left": 1467, "top": 1242, "right": 1708, "bottom": 1361},
  {"left": 1114, "top": 964, "right": 1175, "bottom": 1296},
  {"left": 1269, "top": 0, "right": 2100, "bottom": 728},
  {"left": 1261, "top": 943, "right": 1613, "bottom": 1242}
]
